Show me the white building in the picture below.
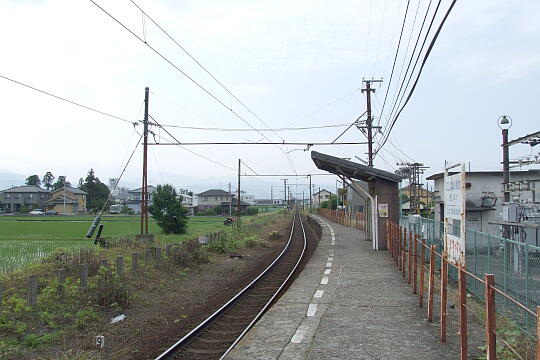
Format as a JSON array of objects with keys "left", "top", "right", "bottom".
[
  {"left": 312, "top": 189, "right": 332, "bottom": 207},
  {"left": 427, "top": 170, "right": 540, "bottom": 235}
]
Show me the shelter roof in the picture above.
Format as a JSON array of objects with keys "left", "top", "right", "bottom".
[{"left": 311, "top": 151, "right": 402, "bottom": 183}]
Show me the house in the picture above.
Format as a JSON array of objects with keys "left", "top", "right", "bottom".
[
  {"left": 43, "top": 186, "right": 88, "bottom": 214},
  {"left": 178, "top": 189, "right": 198, "bottom": 215},
  {"left": 126, "top": 185, "right": 156, "bottom": 214},
  {"left": 197, "top": 189, "right": 232, "bottom": 212},
  {"left": 427, "top": 169, "right": 540, "bottom": 235},
  {"left": 312, "top": 189, "right": 332, "bottom": 207},
  {"left": 401, "top": 199, "right": 425, "bottom": 216},
  {"left": 255, "top": 199, "right": 284, "bottom": 206},
  {"left": 239, "top": 191, "right": 256, "bottom": 205},
  {"left": 107, "top": 178, "right": 130, "bottom": 204},
  {"left": 0, "top": 185, "right": 51, "bottom": 212}
]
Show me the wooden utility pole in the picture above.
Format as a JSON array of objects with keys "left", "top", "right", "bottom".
[
  {"left": 141, "top": 87, "right": 149, "bottom": 234},
  {"left": 308, "top": 175, "right": 312, "bottom": 210},
  {"left": 361, "top": 79, "right": 382, "bottom": 167},
  {"left": 237, "top": 159, "right": 241, "bottom": 229},
  {"left": 281, "top": 178, "right": 287, "bottom": 210}
]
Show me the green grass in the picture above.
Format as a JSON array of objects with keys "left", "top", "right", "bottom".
[{"left": 0, "top": 216, "right": 229, "bottom": 273}]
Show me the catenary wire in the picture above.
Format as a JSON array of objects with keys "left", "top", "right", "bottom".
[
  {"left": 0, "top": 74, "right": 136, "bottom": 125},
  {"left": 90, "top": 0, "right": 298, "bottom": 173},
  {"left": 128, "top": 0, "right": 286, "bottom": 143}
]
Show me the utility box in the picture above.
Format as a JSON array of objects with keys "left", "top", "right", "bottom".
[{"left": 502, "top": 203, "right": 519, "bottom": 222}]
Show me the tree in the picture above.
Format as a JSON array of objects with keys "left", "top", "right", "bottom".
[
  {"left": 25, "top": 175, "right": 41, "bottom": 187},
  {"left": 149, "top": 184, "right": 188, "bottom": 234},
  {"left": 42, "top": 172, "right": 55, "bottom": 190},
  {"left": 52, "top": 176, "right": 71, "bottom": 190},
  {"left": 321, "top": 194, "right": 338, "bottom": 210},
  {"left": 79, "top": 169, "right": 110, "bottom": 211}
]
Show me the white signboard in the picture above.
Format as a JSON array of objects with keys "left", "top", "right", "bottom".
[{"left": 444, "top": 163, "right": 466, "bottom": 266}]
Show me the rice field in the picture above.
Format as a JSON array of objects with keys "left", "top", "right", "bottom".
[{"left": 0, "top": 215, "right": 227, "bottom": 273}]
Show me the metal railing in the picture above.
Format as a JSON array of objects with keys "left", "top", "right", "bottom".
[{"left": 400, "top": 215, "right": 540, "bottom": 334}]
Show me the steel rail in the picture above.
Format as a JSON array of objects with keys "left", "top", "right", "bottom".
[
  {"left": 155, "top": 213, "right": 306, "bottom": 359},
  {"left": 220, "top": 213, "right": 307, "bottom": 359}
]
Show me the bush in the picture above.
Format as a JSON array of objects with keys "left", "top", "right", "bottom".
[
  {"left": 75, "top": 309, "right": 99, "bottom": 329},
  {"left": 149, "top": 184, "right": 188, "bottom": 234},
  {"left": 246, "top": 207, "right": 259, "bottom": 216},
  {"left": 171, "top": 240, "right": 209, "bottom": 267},
  {"left": 268, "top": 231, "right": 281, "bottom": 240},
  {"left": 243, "top": 235, "right": 267, "bottom": 248},
  {"left": 121, "top": 206, "right": 134, "bottom": 215},
  {"left": 93, "top": 266, "right": 129, "bottom": 307}
]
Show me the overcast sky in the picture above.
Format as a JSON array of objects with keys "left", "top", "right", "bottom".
[{"left": 1, "top": 0, "right": 539, "bottom": 198}]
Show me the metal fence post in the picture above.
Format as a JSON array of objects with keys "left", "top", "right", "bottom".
[
  {"left": 427, "top": 245, "right": 436, "bottom": 322},
  {"left": 419, "top": 238, "right": 426, "bottom": 307},
  {"left": 526, "top": 243, "right": 530, "bottom": 329},
  {"left": 440, "top": 253, "right": 448, "bottom": 343},
  {"left": 413, "top": 234, "right": 418, "bottom": 294},
  {"left": 485, "top": 273, "right": 496, "bottom": 360},
  {"left": 408, "top": 231, "right": 412, "bottom": 285},
  {"left": 474, "top": 230, "right": 478, "bottom": 295},
  {"left": 459, "top": 265, "right": 468, "bottom": 360},
  {"left": 402, "top": 228, "right": 407, "bottom": 278},
  {"left": 536, "top": 306, "right": 540, "bottom": 360}
]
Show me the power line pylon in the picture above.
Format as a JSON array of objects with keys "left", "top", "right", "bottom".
[
  {"left": 361, "top": 79, "right": 383, "bottom": 167},
  {"left": 397, "top": 162, "right": 429, "bottom": 215}
]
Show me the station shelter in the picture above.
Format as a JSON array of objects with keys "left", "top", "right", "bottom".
[{"left": 311, "top": 151, "right": 402, "bottom": 250}]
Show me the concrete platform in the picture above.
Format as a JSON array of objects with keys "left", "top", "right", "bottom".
[{"left": 226, "top": 215, "right": 465, "bottom": 360}]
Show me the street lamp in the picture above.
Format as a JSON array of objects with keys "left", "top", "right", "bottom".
[{"left": 498, "top": 115, "right": 512, "bottom": 203}]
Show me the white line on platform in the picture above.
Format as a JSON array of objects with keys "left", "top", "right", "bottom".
[
  {"left": 321, "top": 276, "right": 329, "bottom": 285},
  {"left": 291, "top": 325, "right": 308, "bottom": 343},
  {"left": 307, "top": 304, "right": 317, "bottom": 317},
  {"left": 314, "top": 290, "right": 324, "bottom": 298},
  {"left": 326, "top": 262, "right": 332, "bottom": 268},
  {"left": 324, "top": 268, "right": 331, "bottom": 275},
  {"left": 328, "top": 257, "right": 333, "bottom": 261}
]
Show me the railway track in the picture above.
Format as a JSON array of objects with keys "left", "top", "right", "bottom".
[{"left": 156, "top": 212, "right": 308, "bottom": 360}]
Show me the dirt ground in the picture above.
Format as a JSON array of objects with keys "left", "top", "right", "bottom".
[{"left": 29, "top": 213, "right": 321, "bottom": 360}]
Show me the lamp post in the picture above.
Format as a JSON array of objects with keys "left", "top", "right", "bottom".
[{"left": 498, "top": 115, "right": 512, "bottom": 203}]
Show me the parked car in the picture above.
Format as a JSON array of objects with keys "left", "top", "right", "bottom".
[
  {"left": 29, "top": 209, "right": 44, "bottom": 215},
  {"left": 45, "top": 210, "right": 58, "bottom": 215}
]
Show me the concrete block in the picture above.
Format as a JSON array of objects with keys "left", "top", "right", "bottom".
[
  {"left": 117, "top": 256, "right": 124, "bottom": 278},
  {"left": 80, "top": 263, "right": 88, "bottom": 288},
  {"left": 131, "top": 253, "right": 139, "bottom": 274},
  {"left": 27, "top": 275, "right": 37, "bottom": 306},
  {"left": 155, "top": 248, "right": 161, "bottom": 269},
  {"left": 57, "top": 269, "right": 66, "bottom": 297},
  {"left": 145, "top": 249, "right": 152, "bottom": 267}
]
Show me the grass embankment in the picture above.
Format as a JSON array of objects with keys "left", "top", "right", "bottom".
[
  {"left": 0, "top": 216, "right": 230, "bottom": 273},
  {"left": 0, "top": 211, "right": 289, "bottom": 359}
]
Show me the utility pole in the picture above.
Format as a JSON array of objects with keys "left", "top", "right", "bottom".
[
  {"left": 361, "top": 79, "right": 383, "bottom": 167},
  {"left": 281, "top": 179, "right": 287, "bottom": 210},
  {"left": 308, "top": 175, "right": 312, "bottom": 211},
  {"left": 271, "top": 186, "right": 273, "bottom": 204},
  {"left": 318, "top": 186, "right": 321, "bottom": 208},
  {"left": 237, "top": 159, "right": 241, "bottom": 229},
  {"left": 302, "top": 191, "right": 305, "bottom": 211},
  {"left": 141, "top": 87, "right": 149, "bottom": 234},
  {"left": 502, "top": 126, "right": 510, "bottom": 203},
  {"left": 228, "top": 182, "right": 232, "bottom": 216}
]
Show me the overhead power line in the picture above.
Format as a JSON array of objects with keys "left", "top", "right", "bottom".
[
  {"left": 90, "top": 0, "right": 298, "bottom": 174},
  {"left": 128, "top": 0, "right": 286, "bottom": 143},
  {"left": 376, "top": 0, "right": 458, "bottom": 155},
  {"left": 156, "top": 123, "right": 351, "bottom": 132},
  {"left": 0, "top": 74, "right": 136, "bottom": 125},
  {"left": 148, "top": 115, "right": 237, "bottom": 172},
  {"left": 377, "top": 0, "right": 412, "bottom": 123}
]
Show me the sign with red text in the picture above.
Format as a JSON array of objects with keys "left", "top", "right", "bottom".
[{"left": 444, "top": 163, "right": 466, "bottom": 266}]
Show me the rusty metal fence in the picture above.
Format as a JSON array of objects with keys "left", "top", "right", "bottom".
[
  {"left": 316, "top": 209, "right": 540, "bottom": 359},
  {"left": 401, "top": 215, "right": 540, "bottom": 336}
]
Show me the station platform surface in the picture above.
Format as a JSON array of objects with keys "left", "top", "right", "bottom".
[{"left": 226, "top": 215, "right": 462, "bottom": 360}]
